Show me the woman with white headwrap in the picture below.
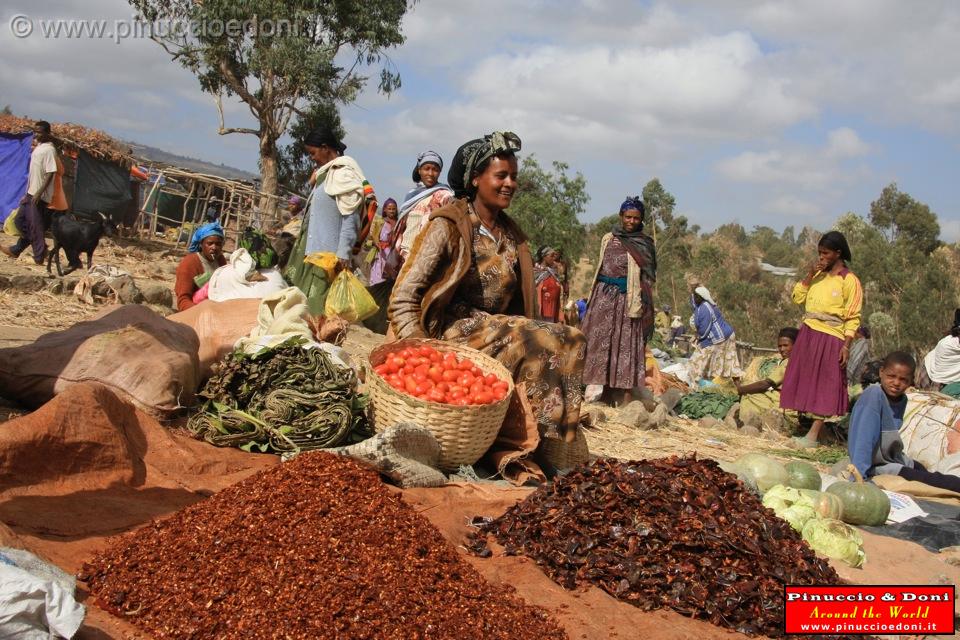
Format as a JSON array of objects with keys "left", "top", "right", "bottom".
[
  {"left": 687, "top": 284, "right": 742, "bottom": 382},
  {"left": 391, "top": 150, "right": 455, "bottom": 267}
]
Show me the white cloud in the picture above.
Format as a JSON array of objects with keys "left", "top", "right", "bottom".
[
  {"left": 715, "top": 128, "right": 872, "bottom": 188},
  {"left": 766, "top": 194, "right": 822, "bottom": 218}
]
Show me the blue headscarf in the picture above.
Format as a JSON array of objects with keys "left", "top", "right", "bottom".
[
  {"left": 188, "top": 222, "right": 224, "bottom": 253},
  {"left": 620, "top": 196, "right": 644, "bottom": 215}
]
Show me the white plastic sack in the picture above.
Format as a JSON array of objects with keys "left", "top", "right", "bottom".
[
  {"left": 0, "top": 549, "right": 84, "bottom": 639},
  {"left": 899, "top": 391, "right": 960, "bottom": 470},
  {"left": 208, "top": 248, "right": 288, "bottom": 302}
]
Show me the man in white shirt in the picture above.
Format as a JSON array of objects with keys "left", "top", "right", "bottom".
[{"left": 2, "top": 120, "right": 56, "bottom": 264}]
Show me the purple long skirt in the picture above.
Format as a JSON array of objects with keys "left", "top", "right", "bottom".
[{"left": 780, "top": 324, "right": 848, "bottom": 417}]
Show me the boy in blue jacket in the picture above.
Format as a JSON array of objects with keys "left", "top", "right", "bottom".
[{"left": 848, "top": 351, "right": 960, "bottom": 492}]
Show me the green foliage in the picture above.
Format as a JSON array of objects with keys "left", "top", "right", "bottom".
[
  {"left": 509, "top": 156, "right": 589, "bottom": 262},
  {"left": 870, "top": 183, "right": 941, "bottom": 254},
  {"left": 128, "top": 0, "right": 410, "bottom": 196},
  {"left": 642, "top": 178, "right": 676, "bottom": 227}
]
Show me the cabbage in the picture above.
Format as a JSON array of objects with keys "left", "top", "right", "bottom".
[
  {"left": 781, "top": 503, "right": 817, "bottom": 532},
  {"left": 801, "top": 518, "right": 865, "bottom": 568},
  {"left": 762, "top": 485, "right": 818, "bottom": 531}
]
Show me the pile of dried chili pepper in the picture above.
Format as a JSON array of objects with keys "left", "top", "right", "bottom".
[
  {"left": 80, "top": 452, "right": 567, "bottom": 640},
  {"left": 467, "top": 455, "right": 842, "bottom": 637}
]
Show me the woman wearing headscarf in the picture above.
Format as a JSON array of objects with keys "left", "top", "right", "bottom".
[
  {"left": 368, "top": 198, "right": 399, "bottom": 286},
  {"left": 284, "top": 126, "right": 369, "bottom": 314},
  {"left": 174, "top": 222, "right": 226, "bottom": 311},
  {"left": 580, "top": 198, "right": 657, "bottom": 405},
  {"left": 389, "top": 132, "right": 588, "bottom": 482},
  {"left": 534, "top": 246, "right": 563, "bottom": 323},
  {"left": 921, "top": 310, "right": 960, "bottom": 395},
  {"left": 687, "top": 284, "right": 742, "bottom": 383},
  {"left": 780, "top": 231, "right": 863, "bottom": 447},
  {"left": 392, "top": 150, "right": 455, "bottom": 266}
]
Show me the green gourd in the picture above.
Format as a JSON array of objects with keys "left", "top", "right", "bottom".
[
  {"left": 785, "top": 461, "right": 822, "bottom": 490},
  {"left": 799, "top": 489, "right": 844, "bottom": 521},
  {"left": 734, "top": 453, "right": 788, "bottom": 493},
  {"left": 825, "top": 465, "right": 891, "bottom": 526}
]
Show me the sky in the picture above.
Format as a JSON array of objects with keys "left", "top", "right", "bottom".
[{"left": 2, "top": 1, "right": 958, "bottom": 239}]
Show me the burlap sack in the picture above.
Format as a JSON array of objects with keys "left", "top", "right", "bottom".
[
  {"left": 0, "top": 305, "right": 199, "bottom": 418},
  {"left": 168, "top": 298, "right": 261, "bottom": 379}
]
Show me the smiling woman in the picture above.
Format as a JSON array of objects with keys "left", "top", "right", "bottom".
[{"left": 388, "top": 131, "right": 589, "bottom": 483}]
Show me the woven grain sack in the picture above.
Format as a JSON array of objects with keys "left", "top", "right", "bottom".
[
  {"left": 0, "top": 305, "right": 199, "bottom": 418},
  {"left": 899, "top": 390, "right": 960, "bottom": 470},
  {"left": 168, "top": 298, "right": 261, "bottom": 378}
]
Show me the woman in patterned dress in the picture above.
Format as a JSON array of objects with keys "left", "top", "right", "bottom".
[
  {"left": 389, "top": 132, "right": 587, "bottom": 482},
  {"left": 581, "top": 197, "right": 657, "bottom": 406}
]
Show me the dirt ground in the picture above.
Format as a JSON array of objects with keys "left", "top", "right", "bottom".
[{"left": 2, "top": 232, "right": 959, "bottom": 639}]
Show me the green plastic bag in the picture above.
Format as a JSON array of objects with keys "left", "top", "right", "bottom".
[{"left": 324, "top": 270, "right": 379, "bottom": 323}]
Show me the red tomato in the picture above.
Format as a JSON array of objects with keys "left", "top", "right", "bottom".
[
  {"left": 428, "top": 351, "right": 442, "bottom": 363},
  {"left": 422, "top": 378, "right": 435, "bottom": 390},
  {"left": 404, "top": 377, "right": 419, "bottom": 394},
  {"left": 373, "top": 364, "right": 388, "bottom": 376},
  {"left": 428, "top": 366, "right": 444, "bottom": 383},
  {"left": 492, "top": 380, "right": 509, "bottom": 393},
  {"left": 427, "top": 389, "right": 446, "bottom": 403},
  {"left": 412, "top": 371, "right": 427, "bottom": 384},
  {"left": 402, "top": 365, "right": 415, "bottom": 375},
  {"left": 414, "top": 383, "right": 430, "bottom": 396},
  {"left": 383, "top": 361, "right": 399, "bottom": 374},
  {"left": 441, "top": 369, "right": 459, "bottom": 382},
  {"left": 399, "top": 348, "right": 414, "bottom": 359},
  {"left": 449, "top": 386, "right": 465, "bottom": 399},
  {"left": 458, "top": 372, "right": 475, "bottom": 386},
  {"left": 442, "top": 352, "right": 458, "bottom": 365},
  {"left": 492, "top": 386, "right": 508, "bottom": 400},
  {"left": 436, "top": 382, "right": 450, "bottom": 393},
  {"left": 452, "top": 398, "right": 470, "bottom": 407},
  {"left": 471, "top": 366, "right": 483, "bottom": 377},
  {"left": 389, "top": 377, "right": 404, "bottom": 390},
  {"left": 414, "top": 363, "right": 430, "bottom": 375},
  {"left": 474, "top": 391, "right": 494, "bottom": 405},
  {"left": 484, "top": 373, "right": 499, "bottom": 386},
  {"left": 392, "top": 356, "right": 406, "bottom": 368},
  {"left": 458, "top": 359, "right": 475, "bottom": 371},
  {"left": 418, "top": 346, "right": 435, "bottom": 357}
]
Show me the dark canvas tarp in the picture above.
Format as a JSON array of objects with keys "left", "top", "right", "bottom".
[
  {"left": 0, "top": 133, "right": 31, "bottom": 223},
  {"left": 72, "top": 150, "right": 131, "bottom": 218}
]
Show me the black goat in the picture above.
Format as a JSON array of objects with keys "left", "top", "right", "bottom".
[{"left": 47, "top": 211, "right": 117, "bottom": 276}]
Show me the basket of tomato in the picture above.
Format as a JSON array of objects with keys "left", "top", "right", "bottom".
[{"left": 367, "top": 338, "right": 514, "bottom": 471}]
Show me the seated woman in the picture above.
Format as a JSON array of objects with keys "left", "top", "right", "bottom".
[
  {"left": 735, "top": 327, "right": 798, "bottom": 427},
  {"left": 175, "top": 222, "right": 226, "bottom": 311},
  {"left": 687, "top": 285, "right": 742, "bottom": 383},
  {"left": 921, "top": 309, "right": 960, "bottom": 395},
  {"left": 848, "top": 351, "right": 960, "bottom": 493},
  {"left": 389, "top": 132, "right": 587, "bottom": 481}
]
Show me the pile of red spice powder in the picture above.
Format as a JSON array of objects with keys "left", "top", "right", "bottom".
[{"left": 80, "top": 452, "right": 567, "bottom": 639}]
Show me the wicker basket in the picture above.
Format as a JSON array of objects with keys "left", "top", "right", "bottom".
[
  {"left": 367, "top": 338, "right": 513, "bottom": 471},
  {"left": 537, "top": 428, "right": 590, "bottom": 472}
]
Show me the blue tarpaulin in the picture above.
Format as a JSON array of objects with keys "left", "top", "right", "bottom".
[{"left": 0, "top": 133, "right": 31, "bottom": 223}]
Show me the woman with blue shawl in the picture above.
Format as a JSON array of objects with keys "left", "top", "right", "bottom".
[
  {"left": 174, "top": 222, "right": 226, "bottom": 311},
  {"left": 581, "top": 197, "right": 657, "bottom": 406}
]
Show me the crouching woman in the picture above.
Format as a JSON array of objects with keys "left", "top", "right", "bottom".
[{"left": 388, "top": 132, "right": 588, "bottom": 481}]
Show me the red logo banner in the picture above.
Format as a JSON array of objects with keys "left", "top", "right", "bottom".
[{"left": 784, "top": 585, "right": 955, "bottom": 635}]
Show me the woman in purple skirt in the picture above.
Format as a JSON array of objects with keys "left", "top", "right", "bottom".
[
  {"left": 780, "top": 231, "right": 863, "bottom": 447},
  {"left": 581, "top": 197, "right": 656, "bottom": 406}
]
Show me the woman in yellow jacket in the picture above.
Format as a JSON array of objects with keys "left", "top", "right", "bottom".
[{"left": 780, "top": 231, "right": 862, "bottom": 447}]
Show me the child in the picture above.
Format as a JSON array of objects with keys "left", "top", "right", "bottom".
[
  {"left": 735, "top": 327, "right": 799, "bottom": 425},
  {"left": 847, "top": 351, "right": 960, "bottom": 492},
  {"left": 781, "top": 231, "right": 862, "bottom": 447}
]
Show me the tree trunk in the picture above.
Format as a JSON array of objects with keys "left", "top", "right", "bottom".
[{"left": 259, "top": 130, "right": 279, "bottom": 222}]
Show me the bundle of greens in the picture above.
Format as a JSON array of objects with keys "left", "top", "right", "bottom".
[{"left": 188, "top": 338, "right": 369, "bottom": 453}]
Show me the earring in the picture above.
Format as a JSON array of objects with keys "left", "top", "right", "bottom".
[{"left": 472, "top": 181, "right": 478, "bottom": 187}]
